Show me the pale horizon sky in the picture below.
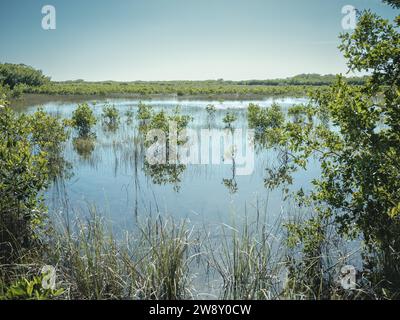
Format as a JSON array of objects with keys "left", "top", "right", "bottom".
[{"left": 0, "top": 0, "right": 397, "bottom": 81}]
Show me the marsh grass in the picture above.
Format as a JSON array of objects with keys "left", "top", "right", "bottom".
[
  {"left": 53, "top": 214, "right": 134, "bottom": 299},
  {"left": 134, "top": 217, "right": 197, "bottom": 300},
  {"left": 205, "top": 220, "right": 285, "bottom": 300},
  {"left": 0, "top": 207, "right": 373, "bottom": 300},
  {"left": 28, "top": 210, "right": 197, "bottom": 300}
]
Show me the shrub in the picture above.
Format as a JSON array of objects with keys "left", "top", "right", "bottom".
[
  {"left": 124, "top": 108, "right": 134, "bottom": 124},
  {"left": 0, "top": 106, "right": 52, "bottom": 263},
  {"left": 102, "top": 104, "right": 120, "bottom": 126},
  {"left": 29, "top": 108, "right": 70, "bottom": 180},
  {"left": 223, "top": 112, "right": 237, "bottom": 128},
  {"left": 0, "top": 275, "right": 64, "bottom": 300},
  {"left": 205, "top": 104, "right": 216, "bottom": 118},
  {"left": 0, "top": 63, "right": 50, "bottom": 89},
  {"left": 71, "top": 103, "right": 97, "bottom": 137}
]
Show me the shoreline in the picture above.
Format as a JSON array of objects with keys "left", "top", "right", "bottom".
[{"left": 10, "top": 92, "right": 310, "bottom": 109}]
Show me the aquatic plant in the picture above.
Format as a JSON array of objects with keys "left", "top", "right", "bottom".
[
  {"left": 205, "top": 104, "right": 217, "bottom": 118},
  {"left": 124, "top": 108, "right": 134, "bottom": 124},
  {"left": 222, "top": 112, "right": 237, "bottom": 129},
  {"left": 71, "top": 103, "right": 97, "bottom": 138},
  {"left": 102, "top": 104, "right": 120, "bottom": 127}
]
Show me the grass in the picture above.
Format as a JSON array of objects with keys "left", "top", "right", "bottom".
[
  {"left": 46, "top": 211, "right": 197, "bottom": 300},
  {"left": 1, "top": 209, "right": 197, "bottom": 300},
  {"left": 134, "top": 217, "right": 196, "bottom": 300},
  {"left": 0, "top": 205, "right": 287, "bottom": 300},
  {"left": 0, "top": 206, "right": 393, "bottom": 300},
  {"left": 205, "top": 221, "right": 284, "bottom": 299}
]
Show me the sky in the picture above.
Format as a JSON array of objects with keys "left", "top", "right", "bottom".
[{"left": 0, "top": 0, "right": 397, "bottom": 81}]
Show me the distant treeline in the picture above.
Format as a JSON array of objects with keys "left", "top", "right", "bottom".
[
  {"left": 57, "top": 73, "right": 367, "bottom": 86},
  {"left": 0, "top": 63, "right": 366, "bottom": 98},
  {"left": 236, "top": 73, "right": 367, "bottom": 86}
]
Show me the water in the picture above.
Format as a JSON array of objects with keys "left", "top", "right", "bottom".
[{"left": 21, "top": 97, "right": 319, "bottom": 231}]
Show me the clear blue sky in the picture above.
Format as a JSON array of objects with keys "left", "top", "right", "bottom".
[{"left": 0, "top": 0, "right": 397, "bottom": 81}]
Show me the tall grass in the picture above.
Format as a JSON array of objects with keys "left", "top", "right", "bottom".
[
  {"left": 134, "top": 217, "right": 197, "bottom": 300},
  {"left": 205, "top": 220, "right": 284, "bottom": 300},
  {"left": 53, "top": 213, "right": 135, "bottom": 299},
  {"left": 0, "top": 207, "right": 375, "bottom": 300},
  {"left": 44, "top": 211, "right": 197, "bottom": 300}
]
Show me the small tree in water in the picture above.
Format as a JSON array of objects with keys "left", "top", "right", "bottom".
[
  {"left": 102, "top": 104, "right": 120, "bottom": 127},
  {"left": 71, "top": 103, "right": 97, "bottom": 138},
  {"left": 223, "top": 112, "right": 237, "bottom": 129}
]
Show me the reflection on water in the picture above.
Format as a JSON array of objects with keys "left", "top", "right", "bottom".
[
  {"left": 73, "top": 137, "right": 96, "bottom": 160},
  {"left": 20, "top": 97, "right": 319, "bottom": 230}
]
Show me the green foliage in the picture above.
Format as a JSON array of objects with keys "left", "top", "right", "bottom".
[
  {"left": 22, "top": 74, "right": 367, "bottom": 99},
  {"left": 222, "top": 177, "right": 238, "bottom": 194},
  {"left": 71, "top": 103, "right": 97, "bottom": 138},
  {"left": 49, "top": 212, "right": 194, "bottom": 299},
  {"left": 1, "top": 275, "right": 63, "bottom": 300},
  {"left": 72, "top": 137, "right": 96, "bottom": 160},
  {"left": 247, "top": 103, "right": 285, "bottom": 147},
  {"left": 136, "top": 102, "right": 153, "bottom": 121},
  {"left": 169, "top": 106, "right": 193, "bottom": 137},
  {"left": 138, "top": 106, "right": 193, "bottom": 192},
  {"left": 238, "top": 73, "right": 367, "bottom": 86},
  {"left": 266, "top": 2, "right": 400, "bottom": 298},
  {"left": 339, "top": 10, "right": 400, "bottom": 89},
  {"left": 124, "top": 108, "right": 134, "bottom": 124},
  {"left": 0, "top": 63, "right": 366, "bottom": 99},
  {"left": 139, "top": 105, "right": 193, "bottom": 144},
  {"left": 205, "top": 104, "right": 217, "bottom": 117},
  {"left": 29, "top": 108, "right": 70, "bottom": 180},
  {"left": 136, "top": 102, "right": 153, "bottom": 133},
  {"left": 102, "top": 104, "right": 120, "bottom": 126},
  {"left": 135, "top": 218, "right": 193, "bottom": 299},
  {"left": 0, "top": 63, "right": 49, "bottom": 89},
  {"left": 287, "top": 104, "right": 313, "bottom": 123},
  {"left": 144, "top": 162, "right": 187, "bottom": 192},
  {"left": 26, "top": 82, "right": 314, "bottom": 97},
  {"left": 149, "top": 110, "right": 169, "bottom": 132},
  {"left": 0, "top": 85, "right": 11, "bottom": 100},
  {"left": 248, "top": 103, "right": 284, "bottom": 130},
  {"left": 222, "top": 112, "right": 237, "bottom": 128},
  {"left": 0, "top": 104, "right": 69, "bottom": 264},
  {"left": 0, "top": 107, "right": 48, "bottom": 263},
  {"left": 207, "top": 221, "right": 282, "bottom": 300}
]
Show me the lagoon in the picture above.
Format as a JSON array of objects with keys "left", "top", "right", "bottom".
[{"left": 20, "top": 97, "right": 318, "bottom": 232}]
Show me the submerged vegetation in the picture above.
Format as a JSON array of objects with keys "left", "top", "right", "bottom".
[
  {"left": 136, "top": 103, "right": 193, "bottom": 191},
  {"left": 102, "top": 104, "right": 120, "bottom": 127},
  {"left": 71, "top": 103, "right": 97, "bottom": 138}
]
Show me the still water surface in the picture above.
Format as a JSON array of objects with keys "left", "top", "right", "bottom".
[{"left": 21, "top": 97, "right": 319, "bottom": 231}]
